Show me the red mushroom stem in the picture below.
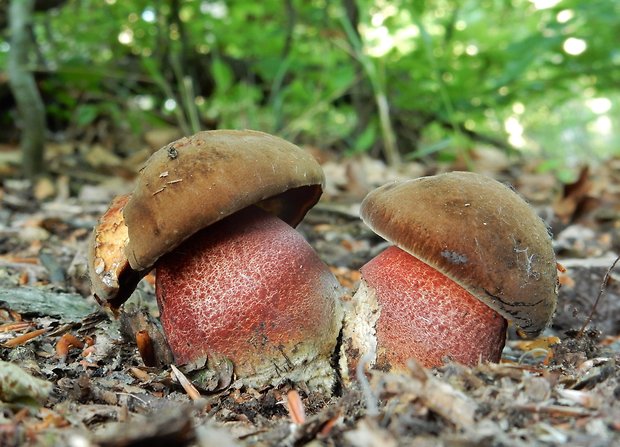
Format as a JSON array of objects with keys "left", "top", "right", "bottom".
[
  {"left": 155, "top": 206, "right": 342, "bottom": 389},
  {"left": 349, "top": 246, "right": 507, "bottom": 371}
]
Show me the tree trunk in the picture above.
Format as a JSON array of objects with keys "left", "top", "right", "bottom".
[
  {"left": 8, "top": 0, "right": 47, "bottom": 179},
  {"left": 342, "top": 0, "right": 374, "bottom": 147}
]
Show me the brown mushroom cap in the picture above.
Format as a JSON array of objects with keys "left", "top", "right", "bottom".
[
  {"left": 360, "top": 171, "right": 558, "bottom": 337},
  {"left": 123, "top": 129, "right": 324, "bottom": 271},
  {"left": 88, "top": 130, "right": 324, "bottom": 307}
]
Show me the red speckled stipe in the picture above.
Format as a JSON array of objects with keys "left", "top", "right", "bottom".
[
  {"left": 155, "top": 206, "right": 341, "bottom": 381},
  {"left": 361, "top": 246, "right": 507, "bottom": 369}
]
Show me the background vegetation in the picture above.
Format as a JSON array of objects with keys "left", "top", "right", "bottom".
[{"left": 1, "top": 0, "right": 619, "bottom": 179}]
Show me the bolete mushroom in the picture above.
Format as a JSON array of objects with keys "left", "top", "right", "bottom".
[
  {"left": 340, "top": 171, "right": 558, "bottom": 376},
  {"left": 89, "top": 130, "right": 343, "bottom": 390}
]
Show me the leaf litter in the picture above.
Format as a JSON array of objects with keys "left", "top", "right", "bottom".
[{"left": 0, "top": 147, "right": 619, "bottom": 446}]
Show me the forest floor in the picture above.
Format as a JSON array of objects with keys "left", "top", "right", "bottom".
[{"left": 0, "top": 142, "right": 619, "bottom": 446}]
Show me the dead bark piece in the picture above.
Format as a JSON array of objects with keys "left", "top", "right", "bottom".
[
  {"left": 0, "top": 359, "right": 52, "bottom": 404},
  {"left": 0, "top": 286, "right": 99, "bottom": 322}
]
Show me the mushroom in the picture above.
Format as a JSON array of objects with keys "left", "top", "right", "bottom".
[
  {"left": 89, "top": 130, "right": 343, "bottom": 390},
  {"left": 340, "top": 171, "right": 558, "bottom": 376}
]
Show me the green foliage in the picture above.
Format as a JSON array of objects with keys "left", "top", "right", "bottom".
[{"left": 2, "top": 0, "right": 619, "bottom": 170}]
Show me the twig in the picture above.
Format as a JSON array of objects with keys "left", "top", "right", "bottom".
[
  {"left": 516, "top": 403, "right": 592, "bottom": 417},
  {"left": 0, "top": 321, "right": 33, "bottom": 332},
  {"left": 170, "top": 364, "right": 202, "bottom": 401},
  {"left": 577, "top": 254, "right": 620, "bottom": 337},
  {"left": 356, "top": 351, "right": 379, "bottom": 417},
  {"left": 4, "top": 327, "right": 48, "bottom": 347},
  {"left": 286, "top": 389, "right": 306, "bottom": 425}
]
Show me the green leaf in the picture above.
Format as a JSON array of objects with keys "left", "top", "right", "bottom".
[
  {"left": 75, "top": 104, "right": 99, "bottom": 126},
  {"left": 349, "top": 122, "right": 377, "bottom": 154},
  {"left": 406, "top": 138, "right": 453, "bottom": 160},
  {"left": 212, "top": 58, "right": 233, "bottom": 93}
]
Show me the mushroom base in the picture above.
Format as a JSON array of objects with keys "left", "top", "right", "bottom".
[
  {"left": 341, "top": 246, "right": 506, "bottom": 376},
  {"left": 155, "top": 206, "right": 343, "bottom": 391}
]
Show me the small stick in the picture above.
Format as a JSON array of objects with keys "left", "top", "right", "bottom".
[
  {"left": 516, "top": 403, "right": 591, "bottom": 417},
  {"left": 4, "top": 328, "right": 48, "bottom": 347},
  {"left": 357, "top": 351, "right": 379, "bottom": 417},
  {"left": 286, "top": 389, "right": 306, "bottom": 424},
  {"left": 170, "top": 364, "right": 202, "bottom": 401},
  {"left": 0, "top": 321, "right": 33, "bottom": 332},
  {"left": 0, "top": 256, "right": 39, "bottom": 264},
  {"left": 577, "top": 254, "right": 620, "bottom": 337}
]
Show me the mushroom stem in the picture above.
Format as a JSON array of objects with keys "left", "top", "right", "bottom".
[
  {"left": 155, "top": 206, "right": 343, "bottom": 390},
  {"left": 342, "top": 246, "right": 507, "bottom": 375}
]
